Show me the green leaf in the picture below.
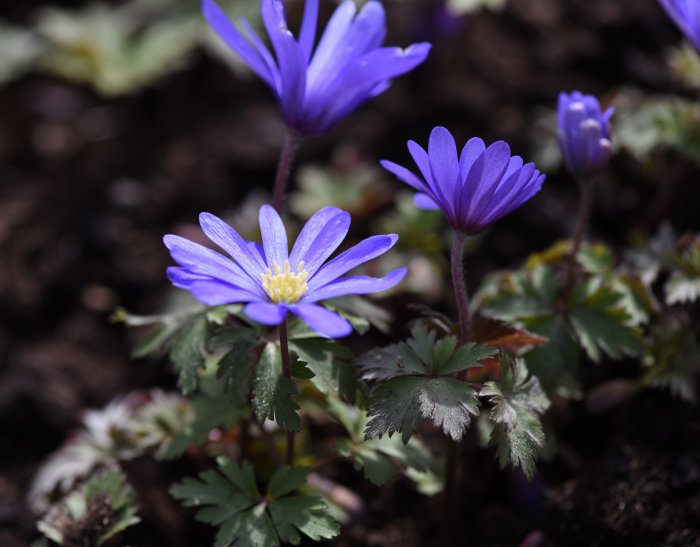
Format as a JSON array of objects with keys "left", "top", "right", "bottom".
[
  {"left": 289, "top": 338, "right": 357, "bottom": 401},
  {"left": 170, "top": 315, "right": 210, "bottom": 395},
  {"left": 269, "top": 496, "right": 340, "bottom": 544},
  {"left": 359, "top": 324, "right": 492, "bottom": 443},
  {"left": 480, "top": 356, "right": 550, "bottom": 480},
  {"left": 38, "top": 468, "right": 140, "bottom": 546},
  {"left": 216, "top": 334, "right": 258, "bottom": 408},
  {"left": 523, "top": 315, "right": 581, "bottom": 399},
  {"left": 643, "top": 326, "right": 700, "bottom": 403},
  {"left": 165, "top": 395, "right": 240, "bottom": 459},
  {"left": 252, "top": 343, "right": 301, "bottom": 432},
  {"left": 329, "top": 398, "right": 440, "bottom": 491},
  {"left": 568, "top": 279, "right": 644, "bottom": 362},
  {"left": 171, "top": 459, "right": 339, "bottom": 547}
]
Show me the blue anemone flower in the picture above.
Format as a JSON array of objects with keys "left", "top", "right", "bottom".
[
  {"left": 557, "top": 91, "right": 614, "bottom": 177},
  {"left": 659, "top": 0, "right": 700, "bottom": 51},
  {"left": 164, "top": 205, "right": 406, "bottom": 338},
  {"left": 202, "top": 0, "right": 431, "bottom": 136},
  {"left": 380, "top": 126, "right": 545, "bottom": 235}
]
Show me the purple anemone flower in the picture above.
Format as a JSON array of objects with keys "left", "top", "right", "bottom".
[
  {"left": 659, "top": 0, "right": 700, "bottom": 51},
  {"left": 557, "top": 91, "right": 614, "bottom": 177},
  {"left": 164, "top": 205, "right": 406, "bottom": 338},
  {"left": 380, "top": 126, "right": 545, "bottom": 235},
  {"left": 202, "top": 0, "right": 431, "bottom": 136}
]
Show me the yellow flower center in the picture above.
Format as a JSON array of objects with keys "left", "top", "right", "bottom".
[{"left": 261, "top": 260, "right": 309, "bottom": 304}]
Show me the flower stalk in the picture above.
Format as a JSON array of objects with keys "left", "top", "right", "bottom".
[
  {"left": 278, "top": 318, "right": 295, "bottom": 466},
  {"left": 564, "top": 176, "right": 595, "bottom": 298},
  {"left": 272, "top": 129, "right": 301, "bottom": 214}
]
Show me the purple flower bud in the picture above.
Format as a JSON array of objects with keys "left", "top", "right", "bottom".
[
  {"left": 557, "top": 91, "right": 614, "bottom": 177},
  {"left": 659, "top": 0, "right": 700, "bottom": 51},
  {"left": 202, "top": 0, "right": 431, "bottom": 136}
]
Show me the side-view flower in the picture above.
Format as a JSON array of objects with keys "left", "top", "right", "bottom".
[
  {"left": 381, "top": 126, "right": 545, "bottom": 235},
  {"left": 202, "top": 0, "right": 431, "bottom": 135},
  {"left": 164, "top": 205, "right": 406, "bottom": 338},
  {"left": 557, "top": 91, "right": 614, "bottom": 177},
  {"left": 659, "top": 0, "right": 700, "bottom": 52}
]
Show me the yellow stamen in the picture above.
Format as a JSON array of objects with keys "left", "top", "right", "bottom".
[{"left": 261, "top": 260, "right": 309, "bottom": 304}]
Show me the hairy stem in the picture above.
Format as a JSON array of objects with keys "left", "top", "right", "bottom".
[
  {"left": 563, "top": 176, "right": 595, "bottom": 299},
  {"left": 272, "top": 129, "right": 301, "bottom": 214},
  {"left": 279, "top": 319, "right": 295, "bottom": 466},
  {"left": 443, "top": 229, "right": 471, "bottom": 544},
  {"left": 451, "top": 230, "right": 471, "bottom": 343}
]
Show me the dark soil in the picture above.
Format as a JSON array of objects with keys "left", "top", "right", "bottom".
[{"left": 1, "top": 0, "right": 699, "bottom": 545}]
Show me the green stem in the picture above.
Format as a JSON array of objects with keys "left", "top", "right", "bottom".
[
  {"left": 272, "top": 129, "right": 301, "bottom": 214},
  {"left": 279, "top": 319, "right": 295, "bottom": 466},
  {"left": 443, "top": 229, "right": 471, "bottom": 544},
  {"left": 563, "top": 176, "right": 595, "bottom": 300},
  {"left": 451, "top": 230, "right": 471, "bottom": 343}
]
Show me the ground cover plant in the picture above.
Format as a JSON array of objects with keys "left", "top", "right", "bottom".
[{"left": 1, "top": 0, "right": 700, "bottom": 546}]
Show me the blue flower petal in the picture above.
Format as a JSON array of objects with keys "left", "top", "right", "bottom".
[
  {"left": 259, "top": 204, "right": 289, "bottom": 268},
  {"left": 261, "top": 0, "right": 306, "bottom": 124},
  {"left": 289, "top": 208, "right": 350, "bottom": 276},
  {"left": 379, "top": 160, "right": 426, "bottom": 192},
  {"left": 298, "top": 0, "right": 319, "bottom": 65},
  {"left": 201, "top": 0, "right": 279, "bottom": 89},
  {"left": 308, "top": 234, "right": 399, "bottom": 290},
  {"left": 414, "top": 193, "right": 441, "bottom": 210},
  {"left": 244, "top": 302, "right": 288, "bottom": 325},
  {"left": 199, "top": 212, "right": 267, "bottom": 276},
  {"left": 163, "top": 234, "right": 265, "bottom": 297},
  {"left": 305, "top": 267, "right": 407, "bottom": 302},
  {"left": 289, "top": 303, "right": 353, "bottom": 337},
  {"left": 428, "top": 126, "right": 459, "bottom": 211}
]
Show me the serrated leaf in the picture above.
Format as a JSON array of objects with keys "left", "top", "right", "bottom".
[
  {"left": 216, "top": 335, "right": 258, "bottom": 408},
  {"left": 360, "top": 324, "right": 492, "bottom": 443},
  {"left": 568, "top": 279, "right": 644, "bottom": 362},
  {"left": 289, "top": 338, "right": 356, "bottom": 401},
  {"left": 38, "top": 468, "right": 140, "bottom": 546},
  {"left": 269, "top": 496, "right": 340, "bottom": 544},
  {"left": 523, "top": 315, "right": 581, "bottom": 399},
  {"left": 480, "top": 357, "right": 550, "bottom": 480},
  {"left": 252, "top": 343, "right": 301, "bottom": 432},
  {"left": 479, "top": 265, "right": 557, "bottom": 322},
  {"left": 666, "top": 272, "right": 700, "bottom": 305},
  {"left": 643, "top": 326, "right": 700, "bottom": 403},
  {"left": 329, "top": 397, "right": 438, "bottom": 488},
  {"left": 171, "top": 459, "right": 339, "bottom": 547},
  {"left": 170, "top": 315, "right": 210, "bottom": 395},
  {"left": 365, "top": 376, "right": 479, "bottom": 443}
]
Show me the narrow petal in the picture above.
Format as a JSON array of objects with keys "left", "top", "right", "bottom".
[
  {"left": 244, "top": 302, "right": 288, "bottom": 325},
  {"left": 199, "top": 213, "right": 267, "bottom": 275},
  {"left": 188, "top": 280, "right": 262, "bottom": 306},
  {"left": 414, "top": 193, "right": 441, "bottom": 210},
  {"left": 201, "top": 0, "right": 278, "bottom": 88},
  {"left": 289, "top": 303, "right": 353, "bottom": 337},
  {"left": 306, "top": 0, "right": 356, "bottom": 86},
  {"left": 298, "top": 0, "right": 320, "bottom": 65},
  {"left": 311, "top": 43, "right": 431, "bottom": 133},
  {"left": 289, "top": 210, "right": 351, "bottom": 276},
  {"left": 261, "top": 0, "right": 307, "bottom": 124},
  {"left": 164, "top": 234, "right": 265, "bottom": 297},
  {"left": 380, "top": 159, "right": 428, "bottom": 192},
  {"left": 258, "top": 204, "right": 289, "bottom": 268},
  {"left": 304, "top": 267, "right": 407, "bottom": 301},
  {"left": 428, "top": 126, "right": 460, "bottom": 202},
  {"left": 239, "top": 18, "right": 282, "bottom": 93},
  {"left": 308, "top": 234, "right": 399, "bottom": 290},
  {"left": 459, "top": 141, "right": 511, "bottom": 222}
]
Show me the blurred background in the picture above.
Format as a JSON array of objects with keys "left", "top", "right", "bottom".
[{"left": 1, "top": 0, "right": 699, "bottom": 545}]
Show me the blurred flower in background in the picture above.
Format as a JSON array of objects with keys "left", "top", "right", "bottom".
[
  {"left": 202, "top": 0, "right": 431, "bottom": 135},
  {"left": 659, "top": 0, "right": 700, "bottom": 52},
  {"left": 557, "top": 91, "right": 614, "bottom": 177}
]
